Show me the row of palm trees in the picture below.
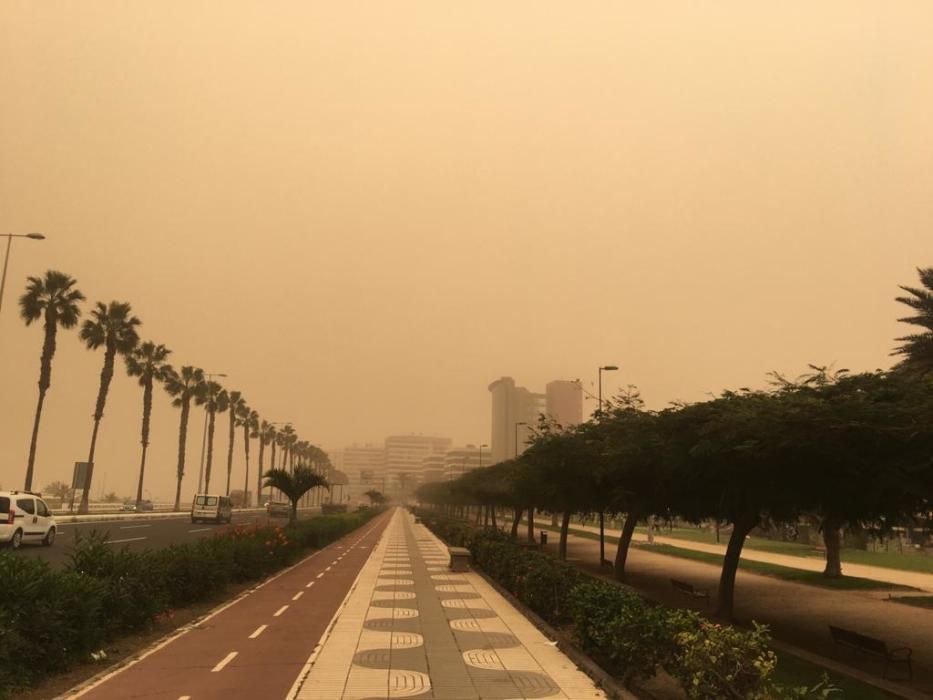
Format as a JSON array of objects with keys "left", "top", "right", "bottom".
[{"left": 19, "top": 269, "right": 330, "bottom": 513}]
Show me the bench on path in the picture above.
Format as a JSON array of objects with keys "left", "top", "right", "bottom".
[
  {"left": 828, "top": 625, "right": 912, "bottom": 681},
  {"left": 670, "top": 578, "right": 710, "bottom": 606},
  {"left": 448, "top": 546, "right": 472, "bottom": 572}
]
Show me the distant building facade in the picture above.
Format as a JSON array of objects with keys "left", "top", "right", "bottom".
[
  {"left": 545, "top": 380, "right": 583, "bottom": 428},
  {"left": 384, "top": 435, "right": 452, "bottom": 495},
  {"left": 488, "top": 377, "right": 546, "bottom": 463},
  {"left": 444, "top": 445, "right": 490, "bottom": 480},
  {"left": 343, "top": 445, "right": 386, "bottom": 502}
]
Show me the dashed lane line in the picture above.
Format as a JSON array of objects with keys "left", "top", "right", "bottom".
[
  {"left": 292, "top": 591, "right": 303, "bottom": 601},
  {"left": 211, "top": 651, "right": 238, "bottom": 673},
  {"left": 316, "top": 573, "right": 324, "bottom": 579},
  {"left": 305, "top": 581, "right": 316, "bottom": 588},
  {"left": 119, "top": 524, "right": 152, "bottom": 530},
  {"left": 188, "top": 527, "right": 212, "bottom": 533},
  {"left": 249, "top": 625, "right": 267, "bottom": 639},
  {"left": 274, "top": 605, "right": 289, "bottom": 617},
  {"left": 106, "top": 537, "right": 147, "bottom": 544}
]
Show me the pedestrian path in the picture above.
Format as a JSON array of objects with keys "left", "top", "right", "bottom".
[
  {"left": 291, "top": 509, "right": 606, "bottom": 700},
  {"left": 544, "top": 520, "right": 933, "bottom": 592}
]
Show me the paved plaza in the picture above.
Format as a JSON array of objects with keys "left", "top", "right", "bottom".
[{"left": 292, "top": 510, "right": 607, "bottom": 700}]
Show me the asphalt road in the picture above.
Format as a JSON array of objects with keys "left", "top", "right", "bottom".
[
  {"left": 68, "top": 509, "right": 393, "bottom": 700},
  {"left": 14, "top": 510, "right": 305, "bottom": 568}
]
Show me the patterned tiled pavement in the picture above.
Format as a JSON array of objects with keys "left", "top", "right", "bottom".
[{"left": 293, "top": 509, "right": 606, "bottom": 700}]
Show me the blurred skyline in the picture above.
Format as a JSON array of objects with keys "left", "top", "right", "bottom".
[{"left": 1, "top": 1, "right": 931, "bottom": 500}]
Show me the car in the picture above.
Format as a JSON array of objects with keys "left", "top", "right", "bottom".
[
  {"left": 266, "top": 501, "right": 290, "bottom": 518},
  {"left": 191, "top": 494, "right": 233, "bottom": 524},
  {"left": 138, "top": 499, "right": 154, "bottom": 512},
  {"left": 0, "top": 491, "right": 57, "bottom": 549},
  {"left": 121, "top": 502, "right": 137, "bottom": 512}
]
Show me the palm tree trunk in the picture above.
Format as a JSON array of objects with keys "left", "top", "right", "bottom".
[
  {"left": 290, "top": 499, "right": 298, "bottom": 525},
  {"left": 256, "top": 440, "right": 265, "bottom": 506},
  {"left": 80, "top": 346, "right": 116, "bottom": 514},
  {"left": 24, "top": 387, "right": 48, "bottom": 491},
  {"left": 205, "top": 409, "right": 216, "bottom": 492},
  {"left": 225, "top": 411, "right": 235, "bottom": 496},
  {"left": 242, "top": 425, "right": 251, "bottom": 507},
  {"left": 173, "top": 399, "right": 190, "bottom": 511},
  {"left": 135, "top": 378, "right": 153, "bottom": 507}
]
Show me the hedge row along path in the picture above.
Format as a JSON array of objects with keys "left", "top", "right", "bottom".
[{"left": 65, "top": 509, "right": 393, "bottom": 700}]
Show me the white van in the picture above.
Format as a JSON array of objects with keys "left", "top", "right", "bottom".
[
  {"left": 191, "top": 494, "right": 233, "bottom": 524},
  {"left": 0, "top": 491, "right": 57, "bottom": 549}
]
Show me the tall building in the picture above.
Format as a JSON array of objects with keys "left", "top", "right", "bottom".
[
  {"left": 488, "top": 377, "right": 546, "bottom": 463},
  {"left": 421, "top": 454, "right": 447, "bottom": 484},
  {"left": 343, "top": 445, "right": 386, "bottom": 502},
  {"left": 546, "top": 380, "right": 584, "bottom": 428},
  {"left": 384, "top": 435, "right": 452, "bottom": 495},
  {"left": 444, "top": 445, "right": 490, "bottom": 480}
]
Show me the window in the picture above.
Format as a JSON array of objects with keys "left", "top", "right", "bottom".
[
  {"left": 0, "top": 497, "right": 9, "bottom": 514},
  {"left": 17, "top": 498, "right": 35, "bottom": 515},
  {"left": 36, "top": 500, "right": 50, "bottom": 517},
  {"left": 196, "top": 496, "right": 218, "bottom": 506}
]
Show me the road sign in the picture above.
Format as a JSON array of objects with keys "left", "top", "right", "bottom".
[{"left": 72, "top": 461, "right": 91, "bottom": 489}]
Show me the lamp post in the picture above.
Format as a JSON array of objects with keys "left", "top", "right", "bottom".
[
  {"left": 597, "top": 364, "right": 618, "bottom": 567},
  {"left": 197, "top": 373, "right": 227, "bottom": 493},
  {"left": 513, "top": 422, "right": 527, "bottom": 458},
  {"left": 478, "top": 443, "right": 487, "bottom": 468},
  {"left": 0, "top": 233, "right": 45, "bottom": 317}
]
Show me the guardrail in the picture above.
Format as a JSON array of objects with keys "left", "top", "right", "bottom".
[{"left": 51, "top": 506, "right": 321, "bottom": 524}]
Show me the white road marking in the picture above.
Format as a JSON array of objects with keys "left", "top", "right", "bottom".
[
  {"left": 119, "top": 524, "right": 152, "bottom": 530},
  {"left": 316, "top": 573, "right": 324, "bottom": 579},
  {"left": 188, "top": 527, "right": 211, "bottom": 533},
  {"left": 178, "top": 696, "right": 191, "bottom": 700},
  {"left": 292, "top": 591, "right": 303, "bottom": 601},
  {"left": 330, "top": 560, "right": 338, "bottom": 566},
  {"left": 249, "top": 625, "right": 267, "bottom": 639},
  {"left": 274, "top": 605, "right": 289, "bottom": 617},
  {"left": 106, "top": 537, "right": 147, "bottom": 544},
  {"left": 211, "top": 651, "right": 238, "bottom": 672},
  {"left": 305, "top": 581, "right": 315, "bottom": 588}
]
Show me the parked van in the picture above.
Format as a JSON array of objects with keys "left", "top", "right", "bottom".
[
  {"left": 191, "top": 494, "right": 233, "bottom": 524},
  {"left": 0, "top": 491, "right": 57, "bottom": 549}
]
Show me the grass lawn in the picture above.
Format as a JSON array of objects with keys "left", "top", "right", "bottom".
[
  {"left": 772, "top": 651, "right": 900, "bottom": 699},
  {"left": 887, "top": 595, "right": 933, "bottom": 609},
  {"left": 543, "top": 523, "right": 914, "bottom": 591}
]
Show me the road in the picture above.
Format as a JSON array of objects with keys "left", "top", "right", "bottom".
[
  {"left": 66, "top": 509, "right": 393, "bottom": 700},
  {"left": 15, "top": 510, "right": 308, "bottom": 568}
]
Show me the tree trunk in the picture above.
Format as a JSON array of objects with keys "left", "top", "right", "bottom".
[
  {"left": 226, "top": 411, "right": 235, "bottom": 496},
  {"left": 205, "top": 409, "right": 216, "bottom": 492},
  {"left": 80, "top": 346, "right": 116, "bottom": 514},
  {"left": 527, "top": 507, "right": 536, "bottom": 542},
  {"left": 490, "top": 506, "right": 497, "bottom": 529},
  {"left": 614, "top": 510, "right": 641, "bottom": 581},
  {"left": 559, "top": 511, "right": 572, "bottom": 560},
  {"left": 242, "top": 425, "right": 251, "bottom": 507},
  {"left": 716, "top": 515, "right": 758, "bottom": 620},
  {"left": 822, "top": 519, "right": 844, "bottom": 578},
  {"left": 135, "top": 377, "right": 153, "bottom": 507},
  {"left": 599, "top": 511, "right": 606, "bottom": 565},
  {"left": 173, "top": 399, "right": 190, "bottom": 511},
  {"left": 24, "top": 387, "right": 48, "bottom": 491},
  {"left": 510, "top": 507, "right": 524, "bottom": 539},
  {"left": 256, "top": 440, "right": 265, "bottom": 507},
  {"left": 290, "top": 500, "right": 298, "bottom": 525}
]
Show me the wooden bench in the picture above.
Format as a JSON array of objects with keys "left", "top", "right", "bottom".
[
  {"left": 670, "top": 578, "right": 710, "bottom": 606},
  {"left": 829, "top": 625, "right": 912, "bottom": 681},
  {"left": 448, "top": 546, "right": 472, "bottom": 572}
]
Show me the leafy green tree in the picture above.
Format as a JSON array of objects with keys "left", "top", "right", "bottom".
[
  {"left": 163, "top": 366, "right": 205, "bottom": 510},
  {"left": 42, "top": 480, "right": 73, "bottom": 501},
  {"left": 364, "top": 489, "right": 385, "bottom": 505},
  {"left": 893, "top": 267, "right": 933, "bottom": 373},
  {"left": 125, "top": 342, "right": 172, "bottom": 508},
  {"left": 79, "top": 301, "right": 141, "bottom": 513},
  {"left": 19, "top": 271, "right": 85, "bottom": 490},
  {"left": 195, "top": 382, "right": 227, "bottom": 493},
  {"left": 262, "top": 467, "right": 330, "bottom": 524},
  {"left": 224, "top": 391, "right": 245, "bottom": 495}
]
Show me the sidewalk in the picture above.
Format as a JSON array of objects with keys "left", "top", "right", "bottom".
[
  {"left": 558, "top": 520, "right": 933, "bottom": 593},
  {"left": 546, "top": 528, "right": 933, "bottom": 697},
  {"left": 291, "top": 509, "right": 610, "bottom": 699}
]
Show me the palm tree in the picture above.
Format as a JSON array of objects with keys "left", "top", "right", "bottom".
[
  {"left": 78, "top": 301, "right": 141, "bottom": 513},
  {"left": 225, "top": 391, "right": 245, "bottom": 496},
  {"left": 238, "top": 405, "right": 259, "bottom": 506},
  {"left": 262, "top": 466, "right": 330, "bottom": 524},
  {"left": 277, "top": 424, "right": 296, "bottom": 470},
  {"left": 195, "top": 384, "right": 228, "bottom": 493},
  {"left": 259, "top": 421, "right": 276, "bottom": 504},
  {"left": 894, "top": 267, "right": 933, "bottom": 373},
  {"left": 163, "top": 366, "right": 206, "bottom": 510},
  {"left": 18, "top": 271, "right": 85, "bottom": 490},
  {"left": 125, "top": 342, "right": 172, "bottom": 508}
]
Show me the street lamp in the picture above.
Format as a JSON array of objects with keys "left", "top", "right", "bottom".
[
  {"left": 197, "top": 373, "right": 227, "bottom": 493},
  {"left": 478, "top": 443, "right": 488, "bottom": 469},
  {"left": 514, "top": 422, "right": 527, "bottom": 458},
  {"left": 598, "top": 365, "right": 619, "bottom": 418},
  {"left": 597, "top": 364, "right": 618, "bottom": 567},
  {"left": 0, "top": 233, "right": 45, "bottom": 316}
]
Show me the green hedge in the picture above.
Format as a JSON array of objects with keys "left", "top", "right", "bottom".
[
  {"left": 0, "top": 510, "right": 380, "bottom": 698},
  {"left": 416, "top": 510, "right": 834, "bottom": 700}
]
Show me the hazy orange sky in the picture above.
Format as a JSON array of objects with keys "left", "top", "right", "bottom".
[{"left": 1, "top": 2, "right": 930, "bottom": 502}]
